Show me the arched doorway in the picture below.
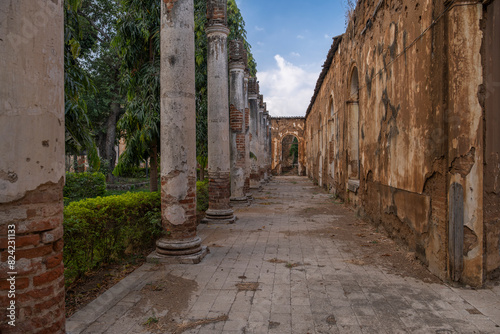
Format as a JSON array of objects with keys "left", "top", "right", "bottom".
[{"left": 281, "top": 135, "right": 299, "bottom": 175}]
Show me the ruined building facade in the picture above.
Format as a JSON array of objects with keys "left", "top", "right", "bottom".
[{"left": 301, "top": 0, "right": 499, "bottom": 286}]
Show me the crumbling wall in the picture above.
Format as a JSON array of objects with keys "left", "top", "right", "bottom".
[
  {"left": 270, "top": 118, "right": 305, "bottom": 175},
  {"left": 305, "top": 0, "right": 489, "bottom": 285}
]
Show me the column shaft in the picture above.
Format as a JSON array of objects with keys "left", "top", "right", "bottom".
[
  {"left": 229, "top": 40, "right": 248, "bottom": 203},
  {"left": 203, "top": 0, "right": 235, "bottom": 223},
  {"left": 153, "top": 0, "right": 206, "bottom": 263},
  {"left": 248, "top": 78, "right": 261, "bottom": 189},
  {"left": 243, "top": 72, "right": 251, "bottom": 197},
  {"left": 0, "top": 1, "right": 65, "bottom": 332}
]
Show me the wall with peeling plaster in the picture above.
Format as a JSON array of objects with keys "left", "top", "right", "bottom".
[{"left": 304, "top": 0, "right": 496, "bottom": 286}]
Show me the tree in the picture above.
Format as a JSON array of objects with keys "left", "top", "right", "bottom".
[
  {"left": 64, "top": 0, "right": 100, "bottom": 170},
  {"left": 74, "top": 0, "right": 124, "bottom": 181},
  {"left": 113, "top": 0, "right": 161, "bottom": 192}
]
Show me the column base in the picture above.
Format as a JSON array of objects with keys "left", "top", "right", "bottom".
[
  {"left": 147, "top": 246, "right": 208, "bottom": 264},
  {"left": 230, "top": 196, "right": 250, "bottom": 206},
  {"left": 201, "top": 208, "right": 236, "bottom": 224},
  {"left": 148, "top": 236, "right": 207, "bottom": 264},
  {"left": 249, "top": 181, "right": 262, "bottom": 190}
]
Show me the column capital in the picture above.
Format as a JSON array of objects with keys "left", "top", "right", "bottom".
[{"left": 206, "top": 24, "right": 230, "bottom": 37}]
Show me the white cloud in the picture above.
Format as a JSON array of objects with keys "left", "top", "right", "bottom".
[
  {"left": 296, "top": 34, "right": 305, "bottom": 39},
  {"left": 255, "top": 26, "right": 264, "bottom": 32},
  {"left": 324, "top": 34, "right": 331, "bottom": 39},
  {"left": 290, "top": 52, "right": 300, "bottom": 57},
  {"left": 258, "top": 55, "right": 318, "bottom": 117}
]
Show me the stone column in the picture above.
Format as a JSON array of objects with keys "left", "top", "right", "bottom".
[
  {"left": 0, "top": 1, "right": 65, "bottom": 333},
  {"left": 152, "top": 0, "right": 206, "bottom": 263},
  {"left": 203, "top": 0, "right": 235, "bottom": 223},
  {"left": 268, "top": 117, "right": 273, "bottom": 178},
  {"left": 263, "top": 111, "right": 270, "bottom": 181},
  {"left": 229, "top": 40, "right": 248, "bottom": 204},
  {"left": 248, "top": 78, "right": 261, "bottom": 189},
  {"left": 258, "top": 96, "right": 266, "bottom": 183},
  {"left": 243, "top": 71, "right": 252, "bottom": 198}
]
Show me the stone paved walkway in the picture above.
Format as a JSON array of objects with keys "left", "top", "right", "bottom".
[{"left": 67, "top": 176, "right": 500, "bottom": 334}]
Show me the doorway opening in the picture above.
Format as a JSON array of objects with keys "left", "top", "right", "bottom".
[{"left": 282, "top": 135, "right": 299, "bottom": 175}]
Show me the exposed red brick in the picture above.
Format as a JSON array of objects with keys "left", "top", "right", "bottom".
[
  {"left": 33, "top": 265, "right": 64, "bottom": 287},
  {"left": 2, "top": 244, "right": 53, "bottom": 261},
  {"left": 41, "top": 226, "right": 63, "bottom": 244},
  {"left": 0, "top": 234, "right": 40, "bottom": 250},
  {"left": 17, "top": 217, "right": 62, "bottom": 234},
  {"left": 0, "top": 277, "right": 29, "bottom": 291},
  {"left": 53, "top": 239, "right": 64, "bottom": 252},
  {"left": 45, "top": 253, "right": 63, "bottom": 269}
]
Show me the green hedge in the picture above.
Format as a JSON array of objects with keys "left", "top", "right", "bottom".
[
  {"left": 63, "top": 191, "right": 162, "bottom": 285},
  {"left": 196, "top": 180, "right": 209, "bottom": 212},
  {"left": 64, "top": 172, "right": 106, "bottom": 204}
]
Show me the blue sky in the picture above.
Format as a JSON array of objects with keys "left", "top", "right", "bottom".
[{"left": 237, "top": 0, "right": 348, "bottom": 117}]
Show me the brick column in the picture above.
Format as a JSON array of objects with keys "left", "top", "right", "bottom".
[
  {"left": 248, "top": 78, "right": 261, "bottom": 189},
  {"left": 267, "top": 117, "right": 273, "bottom": 179},
  {"left": 263, "top": 111, "right": 270, "bottom": 181},
  {"left": 243, "top": 71, "right": 252, "bottom": 198},
  {"left": 258, "top": 96, "right": 266, "bottom": 183},
  {"left": 0, "top": 1, "right": 65, "bottom": 333},
  {"left": 151, "top": 0, "right": 207, "bottom": 263},
  {"left": 203, "top": 0, "right": 235, "bottom": 223},
  {"left": 229, "top": 40, "right": 248, "bottom": 204}
]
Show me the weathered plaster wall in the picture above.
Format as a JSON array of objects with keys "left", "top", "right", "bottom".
[
  {"left": 270, "top": 118, "right": 305, "bottom": 176},
  {"left": 305, "top": 0, "right": 490, "bottom": 286}
]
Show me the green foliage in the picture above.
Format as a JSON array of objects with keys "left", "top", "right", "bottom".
[
  {"left": 64, "top": 0, "right": 100, "bottom": 169},
  {"left": 196, "top": 180, "right": 209, "bottom": 213},
  {"left": 113, "top": 0, "right": 161, "bottom": 176},
  {"left": 289, "top": 137, "right": 299, "bottom": 164},
  {"left": 63, "top": 191, "right": 162, "bottom": 285},
  {"left": 113, "top": 166, "right": 148, "bottom": 179},
  {"left": 64, "top": 172, "right": 106, "bottom": 204}
]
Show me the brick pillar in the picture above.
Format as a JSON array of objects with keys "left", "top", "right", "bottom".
[
  {"left": 229, "top": 40, "right": 248, "bottom": 204},
  {"left": 203, "top": 0, "right": 235, "bottom": 223},
  {"left": 0, "top": 1, "right": 65, "bottom": 333},
  {"left": 267, "top": 117, "right": 273, "bottom": 179},
  {"left": 258, "top": 96, "right": 266, "bottom": 183},
  {"left": 248, "top": 78, "right": 261, "bottom": 189},
  {"left": 263, "top": 111, "right": 270, "bottom": 181},
  {"left": 151, "top": 0, "right": 207, "bottom": 263},
  {"left": 243, "top": 71, "right": 252, "bottom": 198}
]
